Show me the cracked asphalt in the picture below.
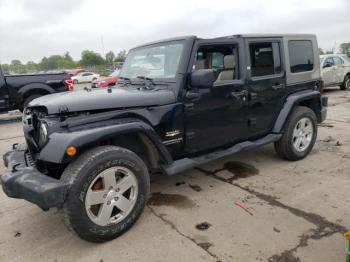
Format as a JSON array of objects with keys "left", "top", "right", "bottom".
[{"left": 0, "top": 88, "right": 350, "bottom": 262}]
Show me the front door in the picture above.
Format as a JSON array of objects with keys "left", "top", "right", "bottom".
[
  {"left": 0, "top": 71, "right": 9, "bottom": 111},
  {"left": 322, "top": 57, "right": 335, "bottom": 85},
  {"left": 245, "top": 39, "right": 287, "bottom": 137},
  {"left": 184, "top": 40, "right": 249, "bottom": 154},
  {"left": 333, "top": 55, "right": 345, "bottom": 83}
]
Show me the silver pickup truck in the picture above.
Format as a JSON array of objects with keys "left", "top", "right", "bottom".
[{"left": 320, "top": 54, "right": 350, "bottom": 90}]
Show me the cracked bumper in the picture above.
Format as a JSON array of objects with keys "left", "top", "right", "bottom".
[{"left": 1, "top": 143, "right": 68, "bottom": 210}]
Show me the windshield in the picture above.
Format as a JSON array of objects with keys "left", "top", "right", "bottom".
[{"left": 120, "top": 41, "right": 184, "bottom": 79}]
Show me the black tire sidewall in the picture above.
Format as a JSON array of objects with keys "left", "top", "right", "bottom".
[
  {"left": 342, "top": 75, "right": 350, "bottom": 90},
  {"left": 63, "top": 147, "right": 149, "bottom": 242},
  {"left": 23, "top": 94, "right": 42, "bottom": 109},
  {"left": 285, "top": 108, "right": 317, "bottom": 159}
]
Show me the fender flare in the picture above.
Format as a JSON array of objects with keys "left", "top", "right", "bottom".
[
  {"left": 19, "top": 83, "right": 55, "bottom": 102},
  {"left": 38, "top": 120, "right": 173, "bottom": 165},
  {"left": 272, "top": 90, "right": 322, "bottom": 133}
]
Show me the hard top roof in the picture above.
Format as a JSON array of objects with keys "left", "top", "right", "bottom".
[{"left": 132, "top": 34, "right": 316, "bottom": 49}]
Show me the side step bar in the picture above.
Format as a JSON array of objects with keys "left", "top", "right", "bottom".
[{"left": 162, "top": 134, "right": 282, "bottom": 175}]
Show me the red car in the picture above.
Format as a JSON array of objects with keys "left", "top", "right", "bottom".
[{"left": 91, "top": 69, "right": 120, "bottom": 88}]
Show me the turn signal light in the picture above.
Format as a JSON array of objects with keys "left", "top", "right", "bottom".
[{"left": 66, "top": 146, "right": 77, "bottom": 156}]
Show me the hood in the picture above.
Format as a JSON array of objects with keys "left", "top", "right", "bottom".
[{"left": 29, "top": 87, "right": 176, "bottom": 114}]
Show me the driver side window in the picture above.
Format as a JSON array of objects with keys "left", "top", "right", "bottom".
[
  {"left": 192, "top": 44, "right": 238, "bottom": 82},
  {"left": 324, "top": 57, "right": 334, "bottom": 67}
]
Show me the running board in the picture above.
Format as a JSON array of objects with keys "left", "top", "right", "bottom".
[{"left": 162, "top": 134, "right": 282, "bottom": 175}]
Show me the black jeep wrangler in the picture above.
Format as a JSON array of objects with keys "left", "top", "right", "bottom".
[{"left": 1, "top": 34, "right": 327, "bottom": 242}]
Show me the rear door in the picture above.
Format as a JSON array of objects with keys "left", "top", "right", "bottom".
[{"left": 245, "top": 38, "right": 287, "bottom": 137}]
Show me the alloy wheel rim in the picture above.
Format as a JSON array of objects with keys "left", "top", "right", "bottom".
[
  {"left": 85, "top": 166, "right": 138, "bottom": 226},
  {"left": 346, "top": 77, "right": 350, "bottom": 89},
  {"left": 292, "top": 117, "right": 314, "bottom": 152}
]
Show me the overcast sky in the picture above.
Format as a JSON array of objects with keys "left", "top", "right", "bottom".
[{"left": 0, "top": 0, "right": 349, "bottom": 64}]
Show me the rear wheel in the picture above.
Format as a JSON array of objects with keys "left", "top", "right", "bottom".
[
  {"left": 340, "top": 74, "right": 350, "bottom": 90},
  {"left": 73, "top": 79, "right": 79, "bottom": 84},
  {"left": 61, "top": 146, "right": 150, "bottom": 242},
  {"left": 274, "top": 106, "right": 317, "bottom": 161}
]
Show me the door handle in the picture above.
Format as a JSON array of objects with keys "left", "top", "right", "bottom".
[
  {"left": 186, "top": 91, "right": 201, "bottom": 101},
  {"left": 272, "top": 84, "right": 284, "bottom": 90},
  {"left": 230, "top": 90, "right": 248, "bottom": 100}
]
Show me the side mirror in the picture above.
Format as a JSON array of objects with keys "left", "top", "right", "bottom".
[
  {"left": 190, "top": 69, "right": 216, "bottom": 89},
  {"left": 323, "top": 63, "right": 332, "bottom": 68}
]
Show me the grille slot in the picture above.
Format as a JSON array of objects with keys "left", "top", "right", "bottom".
[{"left": 25, "top": 151, "right": 35, "bottom": 167}]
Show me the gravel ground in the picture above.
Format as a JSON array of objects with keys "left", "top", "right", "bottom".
[{"left": 0, "top": 87, "right": 349, "bottom": 262}]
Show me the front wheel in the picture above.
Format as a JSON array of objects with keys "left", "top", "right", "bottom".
[
  {"left": 340, "top": 74, "right": 350, "bottom": 90},
  {"left": 73, "top": 79, "right": 79, "bottom": 84},
  {"left": 61, "top": 146, "right": 150, "bottom": 242},
  {"left": 274, "top": 106, "right": 317, "bottom": 161}
]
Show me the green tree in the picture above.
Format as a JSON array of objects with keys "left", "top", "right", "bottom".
[
  {"left": 80, "top": 50, "right": 105, "bottom": 66},
  {"left": 105, "top": 51, "right": 116, "bottom": 66},
  {"left": 26, "top": 61, "right": 38, "bottom": 72},
  {"left": 62, "top": 52, "right": 76, "bottom": 68},
  {"left": 115, "top": 50, "right": 127, "bottom": 63},
  {"left": 340, "top": 42, "right": 350, "bottom": 57},
  {"left": 10, "top": 59, "right": 26, "bottom": 74}
]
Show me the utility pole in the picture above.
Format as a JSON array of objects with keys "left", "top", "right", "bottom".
[{"left": 101, "top": 35, "right": 105, "bottom": 57}]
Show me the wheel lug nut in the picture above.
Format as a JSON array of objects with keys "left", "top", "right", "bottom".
[
  {"left": 107, "top": 200, "right": 111, "bottom": 205},
  {"left": 116, "top": 188, "right": 120, "bottom": 192},
  {"left": 103, "top": 194, "right": 107, "bottom": 198},
  {"left": 114, "top": 197, "right": 119, "bottom": 201}
]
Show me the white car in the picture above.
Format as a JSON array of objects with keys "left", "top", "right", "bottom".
[
  {"left": 320, "top": 54, "right": 350, "bottom": 90},
  {"left": 71, "top": 72, "right": 100, "bottom": 84}
]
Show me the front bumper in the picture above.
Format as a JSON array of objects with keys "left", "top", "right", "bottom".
[{"left": 1, "top": 143, "right": 68, "bottom": 210}]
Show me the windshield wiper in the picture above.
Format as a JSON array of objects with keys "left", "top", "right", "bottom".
[
  {"left": 119, "top": 76, "right": 131, "bottom": 86},
  {"left": 137, "top": 76, "right": 155, "bottom": 89}
]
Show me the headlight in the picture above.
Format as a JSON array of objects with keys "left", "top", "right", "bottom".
[{"left": 38, "top": 122, "right": 48, "bottom": 145}]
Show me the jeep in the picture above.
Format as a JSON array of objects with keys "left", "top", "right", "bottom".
[{"left": 1, "top": 34, "right": 328, "bottom": 242}]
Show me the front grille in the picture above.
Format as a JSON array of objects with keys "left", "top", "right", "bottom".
[
  {"left": 25, "top": 151, "right": 35, "bottom": 167},
  {"left": 23, "top": 108, "right": 45, "bottom": 152}
]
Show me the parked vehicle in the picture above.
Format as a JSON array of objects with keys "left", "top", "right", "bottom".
[
  {"left": 0, "top": 66, "right": 73, "bottom": 112},
  {"left": 71, "top": 72, "right": 100, "bottom": 84},
  {"left": 320, "top": 54, "right": 350, "bottom": 90},
  {"left": 1, "top": 34, "right": 327, "bottom": 242},
  {"left": 91, "top": 69, "right": 120, "bottom": 88},
  {"left": 65, "top": 69, "right": 86, "bottom": 77}
]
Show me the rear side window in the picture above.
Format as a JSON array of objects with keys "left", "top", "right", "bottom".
[
  {"left": 333, "top": 56, "right": 344, "bottom": 65},
  {"left": 249, "top": 42, "right": 281, "bottom": 77},
  {"left": 288, "top": 40, "right": 314, "bottom": 73}
]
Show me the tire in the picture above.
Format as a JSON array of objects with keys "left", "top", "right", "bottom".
[
  {"left": 274, "top": 106, "right": 317, "bottom": 161},
  {"left": 340, "top": 74, "right": 350, "bottom": 90},
  {"left": 21, "top": 94, "right": 43, "bottom": 111},
  {"left": 60, "top": 145, "right": 150, "bottom": 242},
  {"left": 73, "top": 79, "right": 79, "bottom": 84}
]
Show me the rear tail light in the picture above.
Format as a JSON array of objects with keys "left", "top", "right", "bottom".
[{"left": 65, "top": 79, "right": 74, "bottom": 91}]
